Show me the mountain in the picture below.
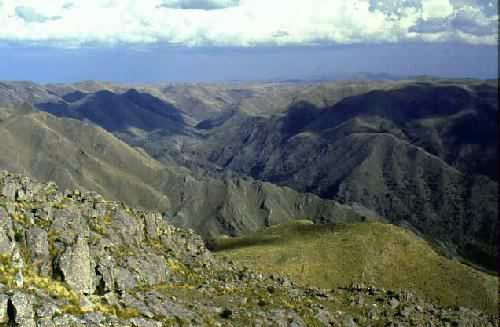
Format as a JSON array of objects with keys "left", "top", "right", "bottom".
[
  {"left": 0, "top": 79, "right": 497, "bottom": 271},
  {"left": 0, "top": 107, "right": 367, "bottom": 238},
  {"left": 37, "top": 89, "right": 186, "bottom": 133},
  {"left": 0, "top": 172, "right": 496, "bottom": 326},
  {"left": 188, "top": 81, "right": 498, "bottom": 269}
]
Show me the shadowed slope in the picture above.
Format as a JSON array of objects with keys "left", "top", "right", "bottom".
[{"left": 37, "top": 89, "right": 186, "bottom": 133}]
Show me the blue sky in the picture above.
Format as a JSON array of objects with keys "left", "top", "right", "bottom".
[{"left": 0, "top": 0, "right": 497, "bottom": 82}]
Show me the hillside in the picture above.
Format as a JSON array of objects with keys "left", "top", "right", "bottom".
[
  {"left": 0, "top": 108, "right": 367, "bottom": 238},
  {"left": 213, "top": 220, "right": 498, "bottom": 313},
  {"left": 0, "top": 171, "right": 496, "bottom": 326}
]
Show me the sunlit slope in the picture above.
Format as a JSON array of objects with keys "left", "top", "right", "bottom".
[{"left": 214, "top": 220, "right": 498, "bottom": 313}]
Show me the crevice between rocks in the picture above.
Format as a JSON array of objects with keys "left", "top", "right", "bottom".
[
  {"left": 51, "top": 257, "right": 65, "bottom": 283},
  {"left": 7, "top": 298, "right": 16, "bottom": 327},
  {"left": 94, "top": 267, "right": 106, "bottom": 296}
]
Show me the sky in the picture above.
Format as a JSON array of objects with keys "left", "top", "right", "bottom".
[{"left": 0, "top": 0, "right": 497, "bottom": 83}]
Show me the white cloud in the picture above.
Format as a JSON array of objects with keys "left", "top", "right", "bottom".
[
  {"left": 421, "top": 0, "right": 454, "bottom": 19},
  {"left": 0, "top": 0, "right": 496, "bottom": 47},
  {"left": 159, "top": 0, "right": 240, "bottom": 10},
  {"left": 15, "top": 5, "right": 61, "bottom": 23}
]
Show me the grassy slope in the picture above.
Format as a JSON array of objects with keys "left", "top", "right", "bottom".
[{"left": 214, "top": 220, "right": 498, "bottom": 313}]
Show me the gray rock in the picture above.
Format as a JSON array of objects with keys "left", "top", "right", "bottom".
[
  {"left": 52, "top": 314, "right": 86, "bottom": 327},
  {"left": 5, "top": 202, "right": 15, "bottom": 215},
  {"left": 14, "top": 271, "right": 23, "bottom": 287},
  {"left": 0, "top": 294, "right": 9, "bottom": 324},
  {"left": 50, "top": 207, "right": 88, "bottom": 243},
  {"left": 96, "top": 255, "right": 116, "bottom": 293},
  {"left": 266, "top": 310, "right": 306, "bottom": 327},
  {"left": 25, "top": 226, "right": 50, "bottom": 276},
  {"left": 144, "top": 292, "right": 198, "bottom": 321},
  {"left": 35, "top": 303, "right": 60, "bottom": 319},
  {"left": 59, "top": 235, "right": 93, "bottom": 294},
  {"left": 79, "top": 295, "right": 94, "bottom": 312},
  {"left": 36, "top": 318, "right": 56, "bottom": 327},
  {"left": 130, "top": 317, "right": 162, "bottom": 327},
  {"left": 121, "top": 293, "right": 155, "bottom": 318},
  {"left": 0, "top": 206, "right": 14, "bottom": 254},
  {"left": 114, "top": 266, "right": 137, "bottom": 291},
  {"left": 11, "top": 247, "right": 24, "bottom": 269},
  {"left": 103, "top": 292, "right": 120, "bottom": 307},
  {"left": 119, "top": 254, "right": 169, "bottom": 287},
  {"left": 143, "top": 212, "right": 163, "bottom": 241},
  {"left": 83, "top": 311, "right": 105, "bottom": 324},
  {"left": 1, "top": 182, "right": 17, "bottom": 201},
  {"left": 11, "top": 292, "right": 35, "bottom": 326},
  {"left": 111, "top": 209, "right": 144, "bottom": 247}
]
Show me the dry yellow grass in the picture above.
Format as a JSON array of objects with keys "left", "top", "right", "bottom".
[{"left": 214, "top": 220, "right": 498, "bottom": 313}]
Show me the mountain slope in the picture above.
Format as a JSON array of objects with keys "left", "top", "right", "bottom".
[
  {"left": 0, "top": 108, "right": 367, "bottom": 238},
  {"left": 193, "top": 82, "right": 497, "bottom": 184},
  {"left": 185, "top": 81, "right": 498, "bottom": 269},
  {"left": 0, "top": 109, "right": 170, "bottom": 211},
  {"left": 214, "top": 220, "right": 498, "bottom": 313},
  {"left": 37, "top": 89, "right": 187, "bottom": 133}
]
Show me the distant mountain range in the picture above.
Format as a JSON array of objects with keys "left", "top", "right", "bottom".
[{"left": 0, "top": 78, "right": 497, "bottom": 271}]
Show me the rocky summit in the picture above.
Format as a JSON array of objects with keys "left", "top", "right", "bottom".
[{"left": 0, "top": 171, "right": 496, "bottom": 327}]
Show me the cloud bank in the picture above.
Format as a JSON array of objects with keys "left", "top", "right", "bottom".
[
  {"left": 159, "top": 0, "right": 241, "bottom": 10},
  {"left": 0, "top": 0, "right": 497, "bottom": 47}
]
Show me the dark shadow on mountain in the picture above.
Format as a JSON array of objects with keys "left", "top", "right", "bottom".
[
  {"left": 62, "top": 91, "right": 87, "bottom": 103},
  {"left": 280, "top": 101, "right": 320, "bottom": 137},
  {"left": 196, "top": 109, "right": 238, "bottom": 130},
  {"left": 37, "top": 89, "right": 186, "bottom": 134},
  {"left": 306, "top": 83, "right": 498, "bottom": 180},
  {"left": 311, "top": 84, "right": 474, "bottom": 129}
]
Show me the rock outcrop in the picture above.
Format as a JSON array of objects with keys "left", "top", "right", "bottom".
[{"left": 0, "top": 171, "right": 496, "bottom": 326}]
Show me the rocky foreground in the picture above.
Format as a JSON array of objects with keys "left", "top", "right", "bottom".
[{"left": 0, "top": 171, "right": 496, "bottom": 327}]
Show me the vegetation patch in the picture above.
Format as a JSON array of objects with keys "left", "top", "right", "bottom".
[{"left": 214, "top": 220, "right": 498, "bottom": 313}]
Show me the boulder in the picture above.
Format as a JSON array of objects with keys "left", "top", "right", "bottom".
[
  {"left": 59, "top": 235, "right": 93, "bottom": 294},
  {"left": 11, "top": 292, "right": 35, "bottom": 327},
  {"left": 0, "top": 206, "right": 14, "bottom": 255},
  {"left": 25, "top": 226, "right": 50, "bottom": 276}
]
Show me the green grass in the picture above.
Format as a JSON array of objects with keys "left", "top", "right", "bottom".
[{"left": 214, "top": 220, "right": 498, "bottom": 313}]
